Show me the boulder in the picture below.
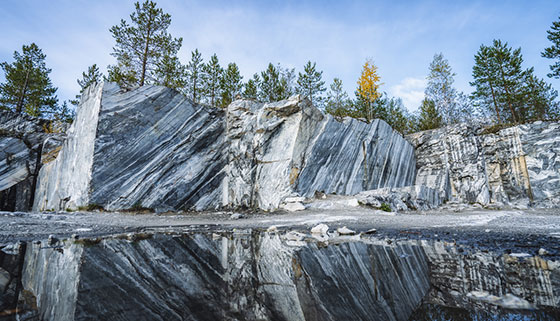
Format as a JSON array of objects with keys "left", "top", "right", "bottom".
[{"left": 356, "top": 185, "right": 442, "bottom": 211}]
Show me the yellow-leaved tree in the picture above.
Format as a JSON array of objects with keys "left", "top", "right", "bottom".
[{"left": 355, "top": 59, "right": 383, "bottom": 122}]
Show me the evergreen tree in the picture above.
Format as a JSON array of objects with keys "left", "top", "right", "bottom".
[
  {"left": 280, "top": 64, "right": 296, "bottom": 98},
  {"left": 354, "top": 59, "right": 383, "bottom": 122},
  {"left": 71, "top": 64, "right": 102, "bottom": 106},
  {"left": 0, "top": 43, "right": 58, "bottom": 116},
  {"left": 296, "top": 61, "right": 325, "bottom": 106},
  {"left": 154, "top": 54, "right": 186, "bottom": 90},
  {"left": 202, "top": 54, "right": 223, "bottom": 107},
  {"left": 107, "top": 0, "right": 182, "bottom": 88},
  {"left": 492, "top": 40, "right": 525, "bottom": 123},
  {"left": 55, "top": 101, "right": 75, "bottom": 123},
  {"left": 471, "top": 40, "right": 526, "bottom": 124},
  {"left": 425, "top": 53, "right": 457, "bottom": 125},
  {"left": 384, "top": 97, "right": 411, "bottom": 134},
  {"left": 243, "top": 74, "right": 259, "bottom": 99},
  {"left": 523, "top": 69, "right": 559, "bottom": 120},
  {"left": 220, "top": 62, "right": 243, "bottom": 108},
  {"left": 542, "top": 15, "right": 560, "bottom": 79},
  {"left": 471, "top": 44, "right": 503, "bottom": 123},
  {"left": 185, "top": 49, "right": 204, "bottom": 104},
  {"left": 259, "top": 63, "right": 289, "bottom": 102},
  {"left": 325, "top": 78, "right": 351, "bottom": 117},
  {"left": 417, "top": 98, "right": 442, "bottom": 131}
]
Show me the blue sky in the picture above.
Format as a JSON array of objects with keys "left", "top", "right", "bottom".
[{"left": 1, "top": 0, "right": 559, "bottom": 111}]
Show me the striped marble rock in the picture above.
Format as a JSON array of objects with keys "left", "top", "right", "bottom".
[
  {"left": 34, "top": 84, "right": 416, "bottom": 212},
  {"left": 34, "top": 82, "right": 227, "bottom": 212},
  {"left": 407, "top": 120, "right": 560, "bottom": 207}
]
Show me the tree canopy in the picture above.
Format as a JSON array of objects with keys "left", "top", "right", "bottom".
[
  {"left": 471, "top": 39, "right": 558, "bottom": 124},
  {"left": 296, "top": 61, "right": 326, "bottom": 106},
  {"left": 107, "top": 0, "right": 183, "bottom": 88},
  {"left": 425, "top": 53, "right": 457, "bottom": 125},
  {"left": 0, "top": 43, "right": 58, "bottom": 117},
  {"left": 354, "top": 59, "right": 383, "bottom": 122},
  {"left": 542, "top": 15, "right": 560, "bottom": 79},
  {"left": 71, "top": 64, "right": 103, "bottom": 106}
]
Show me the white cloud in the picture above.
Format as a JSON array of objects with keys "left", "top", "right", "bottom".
[{"left": 390, "top": 77, "right": 426, "bottom": 112}]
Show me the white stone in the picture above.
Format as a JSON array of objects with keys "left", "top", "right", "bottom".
[
  {"left": 281, "top": 202, "right": 306, "bottom": 212},
  {"left": 337, "top": 226, "right": 356, "bottom": 235},
  {"left": 284, "top": 231, "right": 306, "bottom": 241},
  {"left": 284, "top": 196, "right": 305, "bottom": 203},
  {"left": 310, "top": 224, "right": 329, "bottom": 235}
]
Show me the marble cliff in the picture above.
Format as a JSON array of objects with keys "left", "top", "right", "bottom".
[
  {"left": 31, "top": 82, "right": 416, "bottom": 212},
  {"left": 0, "top": 82, "right": 558, "bottom": 212},
  {"left": 408, "top": 121, "right": 560, "bottom": 208}
]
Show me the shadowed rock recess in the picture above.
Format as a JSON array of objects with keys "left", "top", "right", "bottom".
[
  {"left": 32, "top": 82, "right": 416, "bottom": 212},
  {"left": 0, "top": 110, "right": 65, "bottom": 211}
]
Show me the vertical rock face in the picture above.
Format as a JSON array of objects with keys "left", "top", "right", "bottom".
[
  {"left": 33, "top": 83, "right": 104, "bottom": 211},
  {"left": 225, "top": 96, "right": 416, "bottom": 210},
  {"left": 34, "top": 82, "right": 227, "bottom": 212},
  {"left": 0, "top": 110, "right": 65, "bottom": 211},
  {"left": 34, "top": 85, "right": 415, "bottom": 212},
  {"left": 407, "top": 121, "right": 560, "bottom": 207}
]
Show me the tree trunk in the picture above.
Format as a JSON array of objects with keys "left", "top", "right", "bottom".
[
  {"left": 140, "top": 22, "right": 152, "bottom": 87},
  {"left": 498, "top": 65, "right": 518, "bottom": 123},
  {"left": 192, "top": 75, "right": 197, "bottom": 103},
  {"left": 16, "top": 68, "right": 30, "bottom": 114},
  {"left": 488, "top": 81, "right": 501, "bottom": 124}
]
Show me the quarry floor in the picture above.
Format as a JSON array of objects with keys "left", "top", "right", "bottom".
[{"left": 1, "top": 201, "right": 560, "bottom": 259}]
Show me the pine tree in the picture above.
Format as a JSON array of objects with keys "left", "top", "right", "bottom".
[
  {"left": 425, "top": 53, "right": 457, "bottom": 125},
  {"left": 154, "top": 54, "right": 186, "bottom": 90},
  {"left": 296, "top": 61, "right": 325, "bottom": 106},
  {"left": 259, "top": 63, "right": 283, "bottom": 102},
  {"left": 243, "top": 74, "right": 259, "bottom": 99},
  {"left": 279, "top": 64, "right": 296, "bottom": 99},
  {"left": 542, "top": 15, "right": 560, "bottom": 79},
  {"left": 355, "top": 59, "right": 383, "bottom": 122},
  {"left": 523, "top": 69, "right": 559, "bottom": 120},
  {"left": 185, "top": 49, "right": 204, "bottom": 104},
  {"left": 220, "top": 63, "right": 243, "bottom": 108},
  {"left": 417, "top": 98, "right": 442, "bottom": 131},
  {"left": 492, "top": 40, "right": 525, "bottom": 123},
  {"left": 71, "top": 64, "right": 102, "bottom": 106},
  {"left": 325, "top": 78, "right": 350, "bottom": 117},
  {"left": 107, "top": 0, "right": 182, "bottom": 88},
  {"left": 471, "top": 40, "right": 526, "bottom": 124},
  {"left": 384, "top": 97, "right": 411, "bottom": 134},
  {"left": 202, "top": 54, "right": 223, "bottom": 107},
  {"left": 471, "top": 44, "right": 502, "bottom": 123},
  {"left": 0, "top": 43, "right": 58, "bottom": 116},
  {"left": 55, "top": 101, "right": 75, "bottom": 123}
]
